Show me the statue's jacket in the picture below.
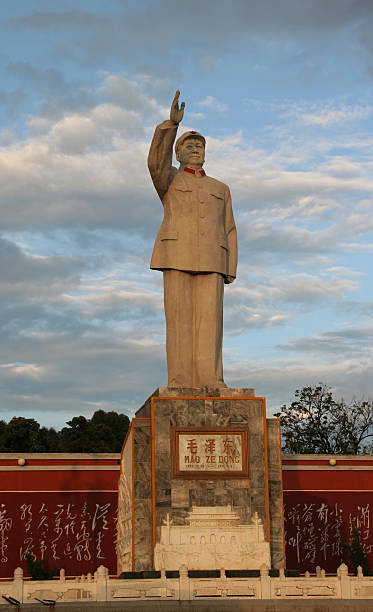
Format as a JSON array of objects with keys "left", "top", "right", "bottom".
[{"left": 148, "top": 120, "right": 237, "bottom": 279}]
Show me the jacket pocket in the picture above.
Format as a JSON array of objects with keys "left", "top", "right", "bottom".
[
  {"left": 174, "top": 186, "right": 192, "bottom": 193},
  {"left": 210, "top": 191, "right": 224, "bottom": 200}
]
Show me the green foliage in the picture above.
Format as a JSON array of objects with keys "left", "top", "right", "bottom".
[
  {"left": 25, "top": 553, "right": 57, "bottom": 580},
  {"left": 58, "top": 411, "right": 129, "bottom": 452},
  {"left": 0, "top": 417, "right": 59, "bottom": 452},
  {"left": 91, "top": 410, "right": 130, "bottom": 450},
  {"left": 343, "top": 526, "right": 372, "bottom": 576},
  {"left": 274, "top": 384, "right": 373, "bottom": 454},
  {"left": 0, "top": 410, "right": 130, "bottom": 453}
]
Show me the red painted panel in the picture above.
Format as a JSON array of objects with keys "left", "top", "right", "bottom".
[
  {"left": 0, "top": 470, "right": 119, "bottom": 491},
  {"left": 0, "top": 459, "right": 119, "bottom": 466},
  {"left": 0, "top": 492, "right": 117, "bottom": 578},
  {"left": 282, "top": 459, "right": 373, "bottom": 466},
  {"left": 284, "top": 491, "right": 373, "bottom": 573},
  {"left": 283, "top": 469, "right": 373, "bottom": 491}
]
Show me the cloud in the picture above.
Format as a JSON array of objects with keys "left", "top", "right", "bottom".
[
  {"left": 0, "top": 113, "right": 154, "bottom": 233},
  {"left": 0, "top": 74, "right": 181, "bottom": 235},
  {"left": 0, "top": 89, "right": 28, "bottom": 116},
  {"left": 98, "top": 74, "right": 164, "bottom": 118},
  {"left": 0, "top": 236, "right": 88, "bottom": 298},
  {"left": 226, "top": 357, "right": 373, "bottom": 412},
  {"left": 197, "top": 96, "right": 227, "bottom": 112},
  {"left": 0, "top": 234, "right": 166, "bottom": 427},
  {"left": 0, "top": 58, "right": 372, "bottom": 431},
  {"left": 0, "top": 316, "right": 167, "bottom": 426},
  {"left": 1, "top": 72, "right": 371, "bottom": 298},
  {"left": 222, "top": 264, "right": 360, "bottom": 338},
  {"left": 7, "top": 1, "right": 373, "bottom": 80},
  {"left": 10, "top": 2, "right": 373, "bottom": 45},
  {"left": 225, "top": 303, "right": 290, "bottom": 335},
  {"left": 300, "top": 104, "right": 373, "bottom": 127},
  {"left": 0, "top": 130, "right": 14, "bottom": 146},
  {"left": 7, "top": 62, "right": 96, "bottom": 118},
  {"left": 268, "top": 100, "right": 373, "bottom": 127},
  {"left": 277, "top": 324, "right": 373, "bottom": 358}
]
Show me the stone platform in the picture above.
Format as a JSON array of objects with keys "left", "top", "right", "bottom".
[
  {"left": 117, "top": 387, "right": 284, "bottom": 573},
  {"left": 14, "top": 601, "right": 373, "bottom": 611}
]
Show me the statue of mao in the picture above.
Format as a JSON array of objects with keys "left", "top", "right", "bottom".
[{"left": 148, "top": 91, "right": 237, "bottom": 388}]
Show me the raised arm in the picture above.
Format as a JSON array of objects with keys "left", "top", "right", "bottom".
[{"left": 148, "top": 91, "right": 185, "bottom": 201}]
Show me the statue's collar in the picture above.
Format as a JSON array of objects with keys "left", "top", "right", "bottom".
[{"left": 183, "top": 167, "right": 205, "bottom": 177}]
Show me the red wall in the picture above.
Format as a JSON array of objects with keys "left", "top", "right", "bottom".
[
  {"left": 282, "top": 455, "right": 373, "bottom": 573},
  {"left": 0, "top": 455, "right": 119, "bottom": 578},
  {"left": 1, "top": 453, "right": 372, "bottom": 577}
]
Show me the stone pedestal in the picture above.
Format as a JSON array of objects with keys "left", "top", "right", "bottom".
[{"left": 117, "top": 387, "right": 285, "bottom": 574}]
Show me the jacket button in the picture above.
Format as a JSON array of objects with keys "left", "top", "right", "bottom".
[{"left": 200, "top": 231, "right": 205, "bottom": 236}]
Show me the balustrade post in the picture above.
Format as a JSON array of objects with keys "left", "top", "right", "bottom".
[
  {"left": 179, "top": 564, "right": 190, "bottom": 600},
  {"left": 96, "top": 565, "right": 108, "bottom": 601},
  {"left": 260, "top": 564, "right": 270, "bottom": 599},
  {"left": 13, "top": 567, "right": 23, "bottom": 603},
  {"left": 338, "top": 563, "right": 351, "bottom": 599}
]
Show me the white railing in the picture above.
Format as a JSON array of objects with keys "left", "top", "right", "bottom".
[{"left": 1, "top": 563, "right": 373, "bottom": 604}]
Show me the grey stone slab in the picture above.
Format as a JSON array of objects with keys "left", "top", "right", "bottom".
[
  {"left": 171, "top": 482, "right": 190, "bottom": 508},
  {"left": 250, "top": 470, "right": 267, "bottom": 489},
  {"left": 266, "top": 419, "right": 285, "bottom": 569},
  {"left": 133, "top": 422, "right": 153, "bottom": 570},
  {"left": 155, "top": 469, "right": 171, "bottom": 490},
  {"left": 189, "top": 487, "right": 208, "bottom": 506},
  {"left": 232, "top": 487, "right": 250, "bottom": 506},
  {"left": 214, "top": 413, "right": 231, "bottom": 427},
  {"left": 206, "top": 488, "right": 215, "bottom": 505},
  {"left": 134, "top": 472, "right": 151, "bottom": 500},
  {"left": 169, "top": 507, "right": 189, "bottom": 524},
  {"left": 155, "top": 451, "right": 171, "bottom": 473},
  {"left": 229, "top": 478, "right": 251, "bottom": 489},
  {"left": 214, "top": 488, "right": 233, "bottom": 506}
]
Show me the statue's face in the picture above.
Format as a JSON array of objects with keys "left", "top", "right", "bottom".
[{"left": 177, "top": 138, "right": 205, "bottom": 168}]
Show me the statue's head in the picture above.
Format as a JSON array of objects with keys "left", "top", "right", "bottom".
[{"left": 175, "top": 131, "right": 206, "bottom": 169}]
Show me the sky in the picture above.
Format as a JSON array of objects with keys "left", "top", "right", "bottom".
[{"left": 0, "top": 0, "right": 372, "bottom": 430}]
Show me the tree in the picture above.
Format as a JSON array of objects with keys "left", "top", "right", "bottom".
[
  {"left": 0, "top": 410, "right": 130, "bottom": 453},
  {"left": 0, "top": 417, "right": 60, "bottom": 452},
  {"left": 90, "top": 410, "right": 130, "bottom": 451},
  {"left": 58, "top": 415, "right": 116, "bottom": 453},
  {"left": 1, "top": 417, "right": 41, "bottom": 452},
  {"left": 39, "top": 426, "right": 60, "bottom": 452},
  {"left": 58, "top": 411, "right": 129, "bottom": 452},
  {"left": 275, "top": 384, "right": 373, "bottom": 454},
  {"left": 25, "top": 553, "right": 57, "bottom": 580},
  {"left": 343, "top": 526, "right": 372, "bottom": 576}
]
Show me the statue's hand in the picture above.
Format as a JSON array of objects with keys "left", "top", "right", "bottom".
[
  {"left": 170, "top": 90, "right": 185, "bottom": 125},
  {"left": 224, "top": 275, "right": 235, "bottom": 284}
]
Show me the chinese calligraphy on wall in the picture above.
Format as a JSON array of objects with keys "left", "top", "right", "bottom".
[
  {"left": 285, "top": 492, "right": 372, "bottom": 573},
  {"left": 0, "top": 492, "right": 117, "bottom": 578}
]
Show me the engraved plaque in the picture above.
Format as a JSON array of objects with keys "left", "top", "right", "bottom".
[{"left": 171, "top": 427, "right": 249, "bottom": 479}]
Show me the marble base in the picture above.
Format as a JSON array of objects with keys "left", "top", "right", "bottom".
[
  {"left": 154, "top": 506, "right": 270, "bottom": 570},
  {"left": 117, "top": 387, "right": 284, "bottom": 574}
]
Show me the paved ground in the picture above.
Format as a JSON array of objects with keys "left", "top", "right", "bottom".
[{"left": 10, "top": 600, "right": 373, "bottom": 611}]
